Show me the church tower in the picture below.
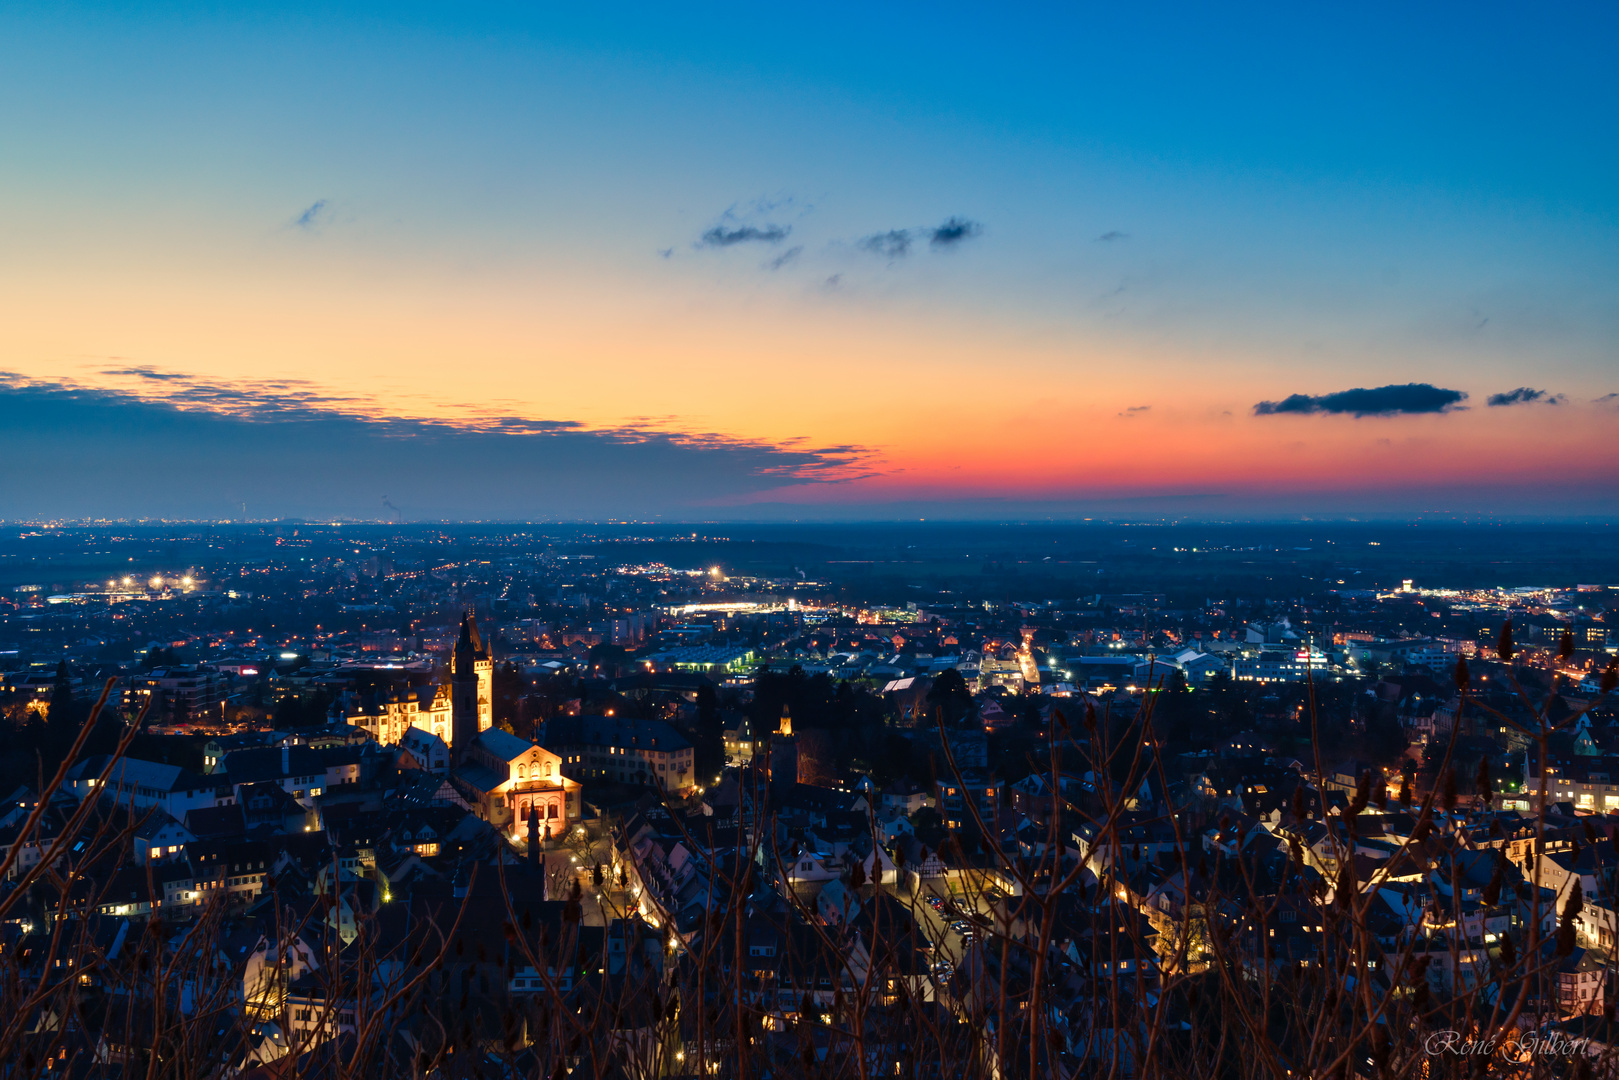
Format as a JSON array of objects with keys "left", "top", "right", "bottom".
[
  {"left": 768, "top": 703, "right": 799, "bottom": 786},
  {"left": 451, "top": 611, "right": 491, "bottom": 762}
]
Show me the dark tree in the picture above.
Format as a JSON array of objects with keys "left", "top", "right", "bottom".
[
  {"left": 493, "top": 661, "right": 527, "bottom": 733},
  {"left": 693, "top": 683, "right": 724, "bottom": 782},
  {"left": 926, "top": 669, "right": 973, "bottom": 726},
  {"left": 42, "top": 661, "right": 88, "bottom": 774}
]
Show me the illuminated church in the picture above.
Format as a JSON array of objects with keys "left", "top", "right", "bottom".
[
  {"left": 446, "top": 612, "right": 579, "bottom": 833},
  {"left": 344, "top": 611, "right": 578, "bottom": 833}
]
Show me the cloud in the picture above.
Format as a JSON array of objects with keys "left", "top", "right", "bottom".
[
  {"left": 1487, "top": 387, "right": 1564, "bottom": 407},
  {"left": 1253, "top": 383, "right": 1468, "bottom": 418},
  {"left": 0, "top": 372, "right": 871, "bottom": 520},
  {"left": 765, "top": 246, "right": 803, "bottom": 271},
  {"left": 854, "top": 217, "right": 983, "bottom": 260},
  {"left": 698, "top": 223, "right": 791, "bottom": 247},
  {"left": 1095, "top": 230, "right": 1130, "bottom": 242},
  {"left": 1117, "top": 405, "right": 1151, "bottom": 418},
  {"left": 1597, "top": 393, "right": 1619, "bottom": 405},
  {"left": 928, "top": 217, "right": 982, "bottom": 248},
  {"left": 292, "top": 200, "right": 328, "bottom": 231},
  {"left": 100, "top": 367, "right": 187, "bottom": 382},
  {"left": 858, "top": 230, "right": 913, "bottom": 259}
]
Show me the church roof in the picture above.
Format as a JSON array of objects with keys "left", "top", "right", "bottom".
[
  {"left": 449, "top": 763, "right": 505, "bottom": 797},
  {"left": 473, "top": 728, "right": 538, "bottom": 763}
]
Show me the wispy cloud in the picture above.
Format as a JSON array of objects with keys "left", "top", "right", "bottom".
[
  {"left": 100, "top": 366, "right": 187, "bottom": 382},
  {"left": 855, "top": 217, "right": 983, "bottom": 261},
  {"left": 1117, "top": 405, "right": 1151, "bottom": 418},
  {"left": 857, "top": 230, "right": 912, "bottom": 259},
  {"left": 1487, "top": 387, "right": 1564, "bottom": 406},
  {"left": 292, "top": 199, "right": 329, "bottom": 231},
  {"left": 1095, "top": 230, "right": 1130, "bottom": 242},
  {"left": 698, "top": 223, "right": 791, "bottom": 247},
  {"left": 1254, "top": 383, "right": 1468, "bottom": 418},
  {"left": 765, "top": 246, "right": 803, "bottom": 271}
]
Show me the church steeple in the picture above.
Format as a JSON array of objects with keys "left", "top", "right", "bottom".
[
  {"left": 450, "top": 609, "right": 491, "bottom": 763},
  {"left": 454, "top": 610, "right": 486, "bottom": 673}
]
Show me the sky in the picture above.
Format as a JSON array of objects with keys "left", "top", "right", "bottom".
[{"left": 1, "top": 1, "right": 1616, "bottom": 521}]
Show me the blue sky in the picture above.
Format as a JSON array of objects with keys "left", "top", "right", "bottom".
[{"left": 1, "top": 2, "right": 1615, "bottom": 520}]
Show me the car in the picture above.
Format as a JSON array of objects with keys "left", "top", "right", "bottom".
[
  {"left": 926, "top": 896, "right": 944, "bottom": 910},
  {"left": 932, "top": 960, "right": 954, "bottom": 977}
]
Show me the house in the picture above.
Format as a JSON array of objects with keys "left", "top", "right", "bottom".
[
  {"left": 543, "top": 714, "right": 696, "bottom": 792},
  {"left": 239, "top": 782, "right": 312, "bottom": 834},
  {"left": 934, "top": 771, "right": 1001, "bottom": 831},
  {"left": 880, "top": 779, "right": 930, "bottom": 815},
  {"left": 781, "top": 850, "right": 841, "bottom": 886},
  {"left": 132, "top": 810, "right": 195, "bottom": 862},
  {"left": 338, "top": 682, "right": 453, "bottom": 749},
  {"left": 65, "top": 757, "right": 231, "bottom": 819},
  {"left": 399, "top": 727, "right": 450, "bottom": 773},
  {"left": 222, "top": 745, "right": 328, "bottom": 807}
]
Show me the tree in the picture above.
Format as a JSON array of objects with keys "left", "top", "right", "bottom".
[
  {"left": 910, "top": 807, "right": 946, "bottom": 849},
  {"left": 926, "top": 669, "right": 973, "bottom": 727},
  {"left": 693, "top": 683, "right": 724, "bottom": 781},
  {"left": 586, "top": 643, "right": 628, "bottom": 677},
  {"left": 42, "top": 661, "right": 87, "bottom": 774},
  {"left": 493, "top": 662, "right": 527, "bottom": 734}
]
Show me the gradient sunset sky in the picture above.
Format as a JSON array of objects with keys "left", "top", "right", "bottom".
[{"left": 2, "top": 2, "right": 1615, "bottom": 521}]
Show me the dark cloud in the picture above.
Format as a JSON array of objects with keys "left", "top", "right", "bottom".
[
  {"left": 293, "top": 200, "right": 328, "bottom": 231},
  {"left": 928, "top": 217, "right": 982, "bottom": 248},
  {"left": 1597, "top": 393, "right": 1619, "bottom": 405},
  {"left": 858, "top": 230, "right": 913, "bottom": 259},
  {"left": 1487, "top": 387, "right": 1563, "bottom": 407},
  {"left": 1118, "top": 405, "right": 1151, "bottom": 417},
  {"left": 100, "top": 367, "right": 187, "bottom": 382},
  {"left": 1253, "top": 383, "right": 1468, "bottom": 418},
  {"left": 698, "top": 223, "right": 791, "bottom": 247},
  {"left": 765, "top": 246, "right": 803, "bottom": 271},
  {"left": 855, "top": 217, "right": 982, "bottom": 260},
  {"left": 1095, "top": 230, "right": 1130, "bottom": 242},
  {"left": 0, "top": 373, "right": 868, "bottom": 520}
]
